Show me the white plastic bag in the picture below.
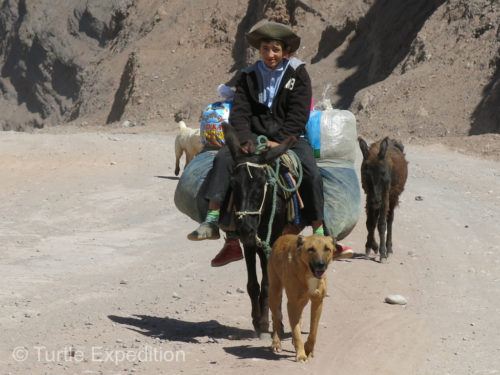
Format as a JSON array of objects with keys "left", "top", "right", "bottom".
[{"left": 306, "top": 109, "right": 357, "bottom": 164}]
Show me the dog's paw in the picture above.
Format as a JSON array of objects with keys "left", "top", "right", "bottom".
[
  {"left": 271, "top": 340, "right": 282, "bottom": 353},
  {"left": 304, "top": 340, "right": 315, "bottom": 357},
  {"left": 295, "top": 351, "right": 307, "bottom": 362}
]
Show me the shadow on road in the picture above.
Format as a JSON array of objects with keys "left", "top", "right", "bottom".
[
  {"left": 108, "top": 314, "right": 255, "bottom": 344},
  {"left": 155, "top": 175, "right": 179, "bottom": 181},
  {"left": 223, "top": 344, "right": 295, "bottom": 361}
]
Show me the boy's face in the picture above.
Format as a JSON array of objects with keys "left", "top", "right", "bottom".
[{"left": 259, "top": 40, "right": 284, "bottom": 70}]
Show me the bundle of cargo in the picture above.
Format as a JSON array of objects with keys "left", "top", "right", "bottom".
[
  {"left": 174, "top": 97, "right": 360, "bottom": 241},
  {"left": 305, "top": 106, "right": 360, "bottom": 240}
]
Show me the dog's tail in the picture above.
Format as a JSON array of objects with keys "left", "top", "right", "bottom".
[{"left": 178, "top": 120, "right": 187, "bottom": 130}]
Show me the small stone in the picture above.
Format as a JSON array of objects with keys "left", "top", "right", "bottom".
[
  {"left": 120, "top": 280, "right": 128, "bottom": 285},
  {"left": 417, "top": 106, "right": 429, "bottom": 117},
  {"left": 384, "top": 295, "right": 408, "bottom": 305},
  {"left": 236, "top": 287, "right": 245, "bottom": 294},
  {"left": 415, "top": 195, "right": 424, "bottom": 201},
  {"left": 172, "top": 292, "right": 181, "bottom": 299}
]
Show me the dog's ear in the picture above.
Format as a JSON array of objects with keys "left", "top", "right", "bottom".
[
  {"left": 296, "top": 235, "right": 304, "bottom": 251},
  {"left": 326, "top": 235, "right": 336, "bottom": 250}
]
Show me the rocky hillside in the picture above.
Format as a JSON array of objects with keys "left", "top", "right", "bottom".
[{"left": 0, "top": 0, "right": 498, "bottom": 156}]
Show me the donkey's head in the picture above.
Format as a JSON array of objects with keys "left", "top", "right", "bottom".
[
  {"left": 358, "top": 136, "right": 391, "bottom": 208},
  {"left": 223, "top": 124, "right": 296, "bottom": 245}
]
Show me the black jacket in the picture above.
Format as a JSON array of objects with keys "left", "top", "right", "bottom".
[{"left": 229, "top": 57, "right": 312, "bottom": 144}]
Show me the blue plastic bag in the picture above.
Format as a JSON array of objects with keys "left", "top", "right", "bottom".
[{"left": 319, "top": 166, "right": 361, "bottom": 241}]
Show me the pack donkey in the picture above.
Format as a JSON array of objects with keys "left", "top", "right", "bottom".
[
  {"left": 358, "top": 137, "right": 408, "bottom": 263},
  {"left": 223, "top": 123, "right": 297, "bottom": 336}
]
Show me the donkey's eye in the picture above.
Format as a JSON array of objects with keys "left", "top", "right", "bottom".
[
  {"left": 324, "top": 247, "right": 331, "bottom": 252},
  {"left": 307, "top": 248, "right": 315, "bottom": 253}
]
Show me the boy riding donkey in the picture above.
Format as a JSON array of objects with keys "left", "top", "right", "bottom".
[{"left": 187, "top": 21, "right": 353, "bottom": 266}]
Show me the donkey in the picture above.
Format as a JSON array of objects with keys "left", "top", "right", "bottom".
[
  {"left": 223, "top": 123, "right": 297, "bottom": 336},
  {"left": 358, "top": 137, "right": 408, "bottom": 263}
]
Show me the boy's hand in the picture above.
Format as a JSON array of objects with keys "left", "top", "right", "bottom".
[
  {"left": 266, "top": 141, "right": 280, "bottom": 148},
  {"left": 240, "top": 144, "right": 249, "bottom": 154}
]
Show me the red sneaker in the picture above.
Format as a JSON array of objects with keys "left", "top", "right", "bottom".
[
  {"left": 333, "top": 243, "right": 354, "bottom": 260},
  {"left": 211, "top": 238, "right": 244, "bottom": 267}
]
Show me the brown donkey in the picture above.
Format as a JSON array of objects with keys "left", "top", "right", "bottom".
[{"left": 358, "top": 137, "right": 408, "bottom": 263}]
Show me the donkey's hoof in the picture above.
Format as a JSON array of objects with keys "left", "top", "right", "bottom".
[{"left": 379, "top": 256, "right": 388, "bottom": 264}]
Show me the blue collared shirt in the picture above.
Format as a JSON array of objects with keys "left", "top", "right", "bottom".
[{"left": 257, "top": 59, "right": 289, "bottom": 108}]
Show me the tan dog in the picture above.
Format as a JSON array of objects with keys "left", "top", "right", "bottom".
[
  {"left": 174, "top": 121, "right": 203, "bottom": 176},
  {"left": 268, "top": 234, "right": 336, "bottom": 361}
]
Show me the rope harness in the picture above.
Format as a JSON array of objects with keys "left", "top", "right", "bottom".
[{"left": 234, "top": 136, "right": 303, "bottom": 258}]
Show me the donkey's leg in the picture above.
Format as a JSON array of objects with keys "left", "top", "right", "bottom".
[
  {"left": 256, "top": 250, "right": 270, "bottom": 335},
  {"left": 386, "top": 205, "right": 395, "bottom": 257},
  {"left": 365, "top": 205, "right": 379, "bottom": 256},
  {"left": 244, "top": 246, "right": 261, "bottom": 332},
  {"left": 377, "top": 206, "right": 388, "bottom": 263}
]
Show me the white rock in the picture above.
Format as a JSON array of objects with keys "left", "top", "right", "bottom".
[{"left": 385, "top": 295, "right": 408, "bottom": 305}]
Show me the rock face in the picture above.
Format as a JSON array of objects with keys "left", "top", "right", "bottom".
[
  {"left": 0, "top": 0, "right": 135, "bottom": 130},
  {"left": 472, "top": 50, "right": 500, "bottom": 135},
  {"left": 0, "top": 0, "right": 498, "bottom": 145}
]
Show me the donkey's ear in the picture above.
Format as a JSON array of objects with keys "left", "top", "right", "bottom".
[
  {"left": 358, "top": 137, "right": 369, "bottom": 160},
  {"left": 378, "top": 137, "right": 389, "bottom": 160},
  {"left": 263, "top": 136, "right": 297, "bottom": 163},
  {"left": 222, "top": 123, "right": 243, "bottom": 161}
]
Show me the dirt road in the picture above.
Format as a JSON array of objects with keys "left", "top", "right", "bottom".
[{"left": 0, "top": 130, "right": 499, "bottom": 374}]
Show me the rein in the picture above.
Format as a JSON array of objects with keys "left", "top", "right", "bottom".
[{"left": 234, "top": 138, "right": 303, "bottom": 258}]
